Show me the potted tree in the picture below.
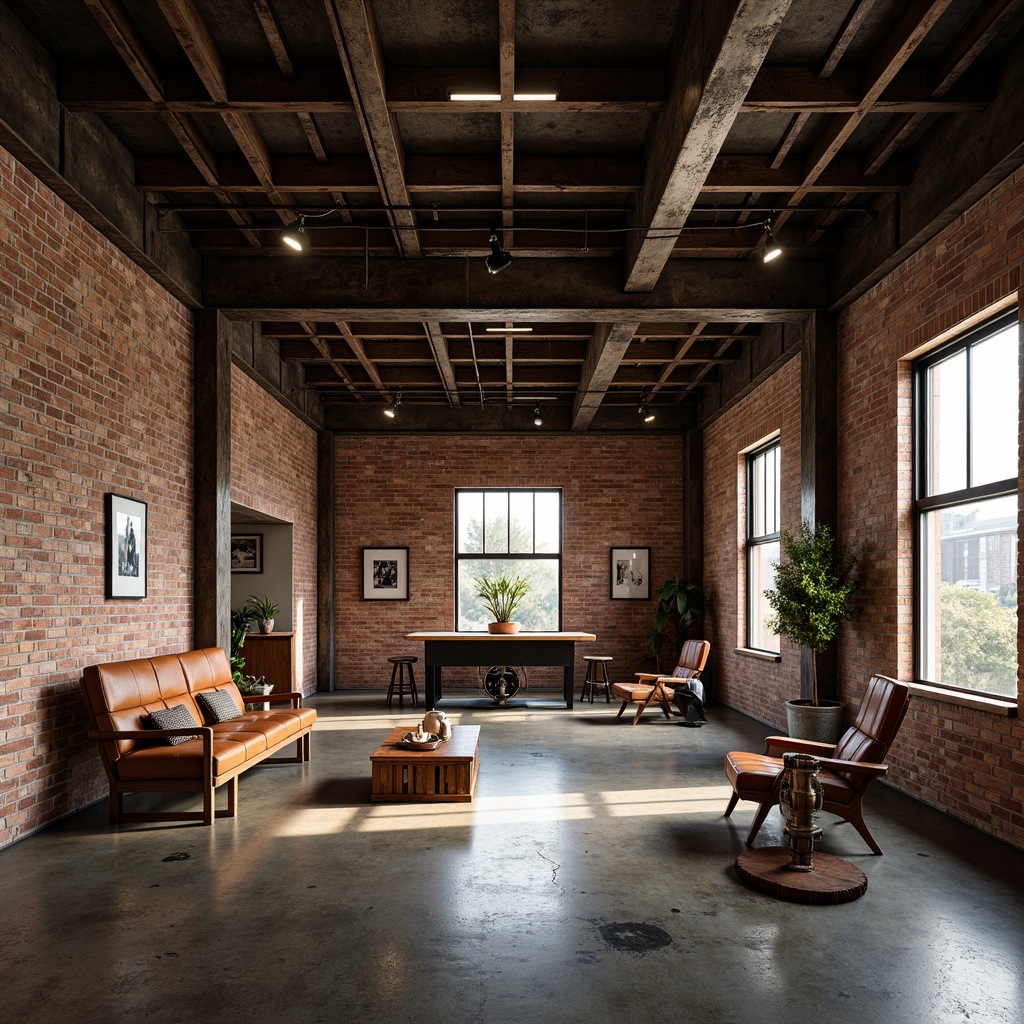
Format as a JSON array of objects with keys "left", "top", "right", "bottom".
[
  {"left": 648, "top": 577, "right": 708, "bottom": 672},
  {"left": 243, "top": 593, "right": 280, "bottom": 634},
  {"left": 473, "top": 573, "right": 531, "bottom": 634},
  {"left": 764, "top": 521, "right": 857, "bottom": 743}
]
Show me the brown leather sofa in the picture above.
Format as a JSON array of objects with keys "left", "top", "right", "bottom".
[{"left": 80, "top": 647, "right": 316, "bottom": 827}]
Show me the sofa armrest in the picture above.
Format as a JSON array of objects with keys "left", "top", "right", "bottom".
[
  {"left": 764, "top": 736, "right": 836, "bottom": 757},
  {"left": 89, "top": 727, "right": 215, "bottom": 783},
  {"left": 242, "top": 692, "right": 304, "bottom": 708},
  {"left": 815, "top": 757, "right": 889, "bottom": 778},
  {"left": 633, "top": 673, "right": 662, "bottom": 683}
]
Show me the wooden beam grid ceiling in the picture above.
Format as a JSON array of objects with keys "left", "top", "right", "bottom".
[{"left": 31, "top": 0, "right": 1019, "bottom": 428}]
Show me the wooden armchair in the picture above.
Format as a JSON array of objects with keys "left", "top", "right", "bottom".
[
  {"left": 610, "top": 639, "right": 711, "bottom": 726},
  {"left": 724, "top": 673, "right": 911, "bottom": 854}
]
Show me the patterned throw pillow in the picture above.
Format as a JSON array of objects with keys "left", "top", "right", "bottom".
[
  {"left": 144, "top": 703, "right": 200, "bottom": 745},
  {"left": 196, "top": 689, "right": 239, "bottom": 724}
]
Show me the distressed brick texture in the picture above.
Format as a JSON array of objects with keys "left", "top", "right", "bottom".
[
  {"left": 0, "top": 147, "right": 194, "bottom": 849},
  {"left": 334, "top": 435, "right": 684, "bottom": 691},
  {"left": 703, "top": 357, "right": 802, "bottom": 729},
  {"left": 230, "top": 367, "right": 318, "bottom": 695}
]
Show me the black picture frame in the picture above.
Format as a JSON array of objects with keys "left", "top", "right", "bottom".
[
  {"left": 231, "top": 534, "right": 263, "bottom": 573},
  {"left": 106, "top": 492, "right": 148, "bottom": 599},
  {"left": 362, "top": 547, "right": 409, "bottom": 600},
  {"left": 610, "top": 547, "right": 651, "bottom": 600}
]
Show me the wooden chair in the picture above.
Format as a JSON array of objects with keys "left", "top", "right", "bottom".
[
  {"left": 724, "top": 673, "right": 911, "bottom": 854},
  {"left": 610, "top": 639, "right": 711, "bottom": 725}
]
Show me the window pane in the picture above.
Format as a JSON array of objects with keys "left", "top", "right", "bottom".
[
  {"left": 457, "top": 558, "right": 560, "bottom": 631},
  {"left": 457, "top": 491, "right": 483, "bottom": 553},
  {"left": 926, "top": 350, "right": 967, "bottom": 495},
  {"left": 484, "top": 492, "right": 509, "bottom": 553},
  {"left": 509, "top": 492, "right": 535, "bottom": 553},
  {"left": 752, "top": 453, "right": 766, "bottom": 536},
  {"left": 970, "top": 325, "right": 1019, "bottom": 487},
  {"left": 748, "top": 540, "right": 781, "bottom": 653},
  {"left": 765, "top": 446, "right": 778, "bottom": 535},
  {"left": 919, "top": 495, "right": 1017, "bottom": 696},
  {"left": 535, "top": 492, "right": 561, "bottom": 552}
]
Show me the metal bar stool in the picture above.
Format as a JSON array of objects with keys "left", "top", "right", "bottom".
[
  {"left": 386, "top": 656, "right": 419, "bottom": 708},
  {"left": 580, "top": 655, "right": 612, "bottom": 703}
]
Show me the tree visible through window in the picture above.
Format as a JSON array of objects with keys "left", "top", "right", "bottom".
[
  {"left": 915, "top": 312, "right": 1019, "bottom": 696},
  {"left": 455, "top": 489, "right": 562, "bottom": 631}
]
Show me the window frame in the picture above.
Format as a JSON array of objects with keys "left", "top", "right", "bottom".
[
  {"left": 454, "top": 487, "right": 563, "bottom": 632},
  {"left": 745, "top": 439, "right": 781, "bottom": 654},
  {"left": 912, "top": 309, "right": 1019, "bottom": 692}
]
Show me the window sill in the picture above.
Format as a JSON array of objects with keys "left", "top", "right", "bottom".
[
  {"left": 734, "top": 647, "right": 782, "bottom": 663},
  {"left": 908, "top": 682, "right": 1018, "bottom": 717}
]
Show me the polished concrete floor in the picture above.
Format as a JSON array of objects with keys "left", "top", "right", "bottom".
[{"left": 3, "top": 690, "right": 1024, "bottom": 1024}]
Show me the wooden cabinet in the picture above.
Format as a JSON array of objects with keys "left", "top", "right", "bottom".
[{"left": 242, "top": 632, "right": 295, "bottom": 694}]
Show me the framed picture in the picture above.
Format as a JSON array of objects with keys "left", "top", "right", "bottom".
[
  {"left": 610, "top": 547, "right": 650, "bottom": 600},
  {"left": 231, "top": 534, "right": 263, "bottom": 573},
  {"left": 362, "top": 547, "right": 409, "bottom": 600},
  {"left": 106, "top": 492, "right": 147, "bottom": 599}
]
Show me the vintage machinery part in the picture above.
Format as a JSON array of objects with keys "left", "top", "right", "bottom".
[{"left": 483, "top": 665, "right": 520, "bottom": 704}]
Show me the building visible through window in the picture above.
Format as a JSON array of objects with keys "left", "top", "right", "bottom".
[{"left": 915, "top": 312, "right": 1019, "bottom": 696}]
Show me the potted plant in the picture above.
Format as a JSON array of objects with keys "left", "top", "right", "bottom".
[
  {"left": 236, "top": 673, "right": 273, "bottom": 696},
  {"left": 473, "top": 573, "right": 531, "bottom": 634},
  {"left": 229, "top": 609, "right": 249, "bottom": 685},
  {"left": 243, "top": 594, "right": 280, "bottom": 634},
  {"left": 764, "top": 521, "right": 857, "bottom": 743},
  {"left": 648, "top": 577, "right": 708, "bottom": 672}
]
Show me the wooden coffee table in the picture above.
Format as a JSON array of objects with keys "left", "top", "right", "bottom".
[{"left": 370, "top": 725, "right": 480, "bottom": 802}]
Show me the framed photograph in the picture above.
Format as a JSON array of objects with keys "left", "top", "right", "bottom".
[
  {"left": 362, "top": 547, "right": 409, "bottom": 600},
  {"left": 610, "top": 547, "right": 650, "bottom": 600},
  {"left": 231, "top": 534, "right": 263, "bottom": 574},
  {"left": 106, "top": 492, "right": 147, "bottom": 599}
]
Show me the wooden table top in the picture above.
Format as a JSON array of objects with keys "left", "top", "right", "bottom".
[
  {"left": 370, "top": 724, "right": 481, "bottom": 762},
  {"left": 406, "top": 631, "right": 596, "bottom": 642}
]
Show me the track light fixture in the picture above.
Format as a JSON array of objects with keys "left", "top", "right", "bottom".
[
  {"left": 485, "top": 230, "right": 513, "bottom": 274},
  {"left": 281, "top": 215, "right": 307, "bottom": 252},
  {"left": 762, "top": 218, "right": 782, "bottom": 263},
  {"left": 533, "top": 405, "right": 543, "bottom": 426},
  {"left": 639, "top": 401, "right": 655, "bottom": 423},
  {"left": 384, "top": 393, "right": 401, "bottom": 419}
]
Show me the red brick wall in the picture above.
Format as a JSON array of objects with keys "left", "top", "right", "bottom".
[
  {"left": 334, "top": 434, "right": 684, "bottom": 690},
  {"left": 0, "top": 147, "right": 194, "bottom": 850},
  {"left": 838, "top": 167, "right": 1024, "bottom": 847},
  {"left": 230, "top": 367, "right": 318, "bottom": 694},
  {"left": 702, "top": 357, "right": 802, "bottom": 728}
]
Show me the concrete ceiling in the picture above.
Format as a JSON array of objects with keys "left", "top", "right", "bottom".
[{"left": 4, "top": 0, "right": 1024, "bottom": 430}]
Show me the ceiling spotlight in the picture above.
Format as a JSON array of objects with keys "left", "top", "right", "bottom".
[
  {"left": 384, "top": 393, "right": 401, "bottom": 419},
  {"left": 533, "top": 405, "right": 543, "bottom": 427},
  {"left": 762, "top": 219, "right": 782, "bottom": 263},
  {"left": 282, "top": 215, "right": 307, "bottom": 253},
  {"left": 485, "top": 230, "right": 513, "bottom": 275},
  {"left": 639, "top": 401, "right": 655, "bottom": 423}
]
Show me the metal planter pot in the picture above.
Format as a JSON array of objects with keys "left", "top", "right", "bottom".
[{"left": 784, "top": 699, "right": 846, "bottom": 744}]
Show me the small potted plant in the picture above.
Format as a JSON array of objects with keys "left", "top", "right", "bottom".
[
  {"left": 764, "top": 521, "right": 858, "bottom": 743},
  {"left": 243, "top": 594, "right": 280, "bottom": 634},
  {"left": 236, "top": 673, "right": 272, "bottom": 697},
  {"left": 230, "top": 609, "right": 249, "bottom": 685},
  {"left": 648, "top": 576, "right": 708, "bottom": 672},
  {"left": 473, "top": 573, "right": 531, "bottom": 634}
]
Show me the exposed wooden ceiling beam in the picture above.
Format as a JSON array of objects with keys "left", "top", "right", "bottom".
[
  {"left": 334, "top": 321, "right": 390, "bottom": 399},
  {"left": 819, "top": 0, "right": 884, "bottom": 79},
  {"left": 499, "top": 0, "right": 515, "bottom": 242},
  {"left": 300, "top": 321, "right": 364, "bottom": 400},
  {"left": 624, "top": 0, "right": 793, "bottom": 292},
  {"left": 323, "top": 0, "right": 421, "bottom": 257},
  {"left": 572, "top": 321, "right": 641, "bottom": 429},
  {"left": 423, "top": 322, "right": 460, "bottom": 406}
]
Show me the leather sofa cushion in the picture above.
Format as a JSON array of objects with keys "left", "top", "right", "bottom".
[
  {"left": 116, "top": 738, "right": 249, "bottom": 781},
  {"left": 725, "top": 750, "right": 856, "bottom": 805}
]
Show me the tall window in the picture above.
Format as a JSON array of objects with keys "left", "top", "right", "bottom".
[
  {"left": 455, "top": 489, "right": 562, "bottom": 631},
  {"left": 915, "top": 312, "right": 1019, "bottom": 696},
  {"left": 746, "top": 441, "right": 781, "bottom": 653}
]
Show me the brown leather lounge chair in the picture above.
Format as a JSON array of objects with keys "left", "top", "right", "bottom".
[
  {"left": 610, "top": 639, "right": 711, "bottom": 725},
  {"left": 723, "top": 673, "right": 911, "bottom": 854}
]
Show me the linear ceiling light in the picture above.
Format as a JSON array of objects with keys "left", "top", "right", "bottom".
[
  {"left": 762, "top": 218, "right": 782, "bottom": 262},
  {"left": 281, "top": 215, "right": 307, "bottom": 252},
  {"left": 450, "top": 93, "right": 501, "bottom": 101},
  {"left": 484, "top": 326, "right": 533, "bottom": 333},
  {"left": 485, "top": 230, "right": 513, "bottom": 274},
  {"left": 513, "top": 93, "right": 557, "bottom": 101}
]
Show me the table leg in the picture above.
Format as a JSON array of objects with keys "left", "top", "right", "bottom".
[
  {"left": 425, "top": 666, "right": 442, "bottom": 711},
  {"left": 564, "top": 663, "right": 574, "bottom": 709}
]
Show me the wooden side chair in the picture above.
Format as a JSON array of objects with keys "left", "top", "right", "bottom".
[
  {"left": 610, "top": 639, "right": 711, "bottom": 726},
  {"left": 723, "top": 673, "right": 911, "bottom": 854}
]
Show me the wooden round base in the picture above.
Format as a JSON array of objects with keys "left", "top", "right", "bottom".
[{"left": 735, "top": 847, "right": 868, "bottom": 904}]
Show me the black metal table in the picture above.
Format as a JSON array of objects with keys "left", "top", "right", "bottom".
[{"left": 405, "top": 631, "right": 597, "bottom": 710}]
